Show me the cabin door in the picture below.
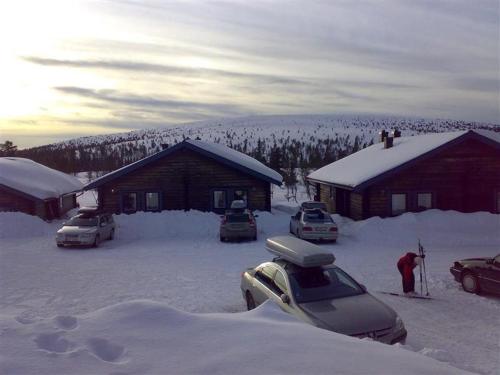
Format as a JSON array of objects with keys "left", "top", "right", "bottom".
[{"left": 336, "top": 189, "right": 350, "bottom": 217}]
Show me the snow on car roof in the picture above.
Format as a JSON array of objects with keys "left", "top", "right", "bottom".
[
  {"left": 266, "top": 236, "right": 335, "bottom": 267},
  {"left": 0, "top": 157, "right": 83, "bottom": 200},
  {"left": 307, "top": 130, "right": 499, "bottom": 189}
]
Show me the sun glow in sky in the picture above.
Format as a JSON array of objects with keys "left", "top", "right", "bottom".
[{"left": 0, "top": 0, "right": 499, "bottom": 148}]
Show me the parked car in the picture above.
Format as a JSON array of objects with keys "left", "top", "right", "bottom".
[
  {"left": 290, "top": 208, "right": 338, "bottom": 242},
  {"left": 449, "top": 254, "right": 500, "bottom": 295},
  {"left": 241, "top": 236, "right": 407, "bottom": 344},
  {"left": 56, "top": 207, "right": 115, "bottom": 248},
  {"left": 300, "top": 201, "right": 328, "bottom": 212},
  {"left": 220, "top": 201, "right": 258, "bottom": 242}
]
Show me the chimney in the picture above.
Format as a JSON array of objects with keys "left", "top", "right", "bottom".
[
  {"left": 379, "top": 130, "right": 388, "bottom": 142},
  {"left": 161, "top": 143, "right": 169, "bottom": 150},
  {"left": 392, "top": 128, "right": 401, "bottom": 138},
  {"left": 384, "top": 136, "right": 394, "bottom": 149}
]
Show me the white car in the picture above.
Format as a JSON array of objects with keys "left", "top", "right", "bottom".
[
  {"left": 290, "top": 209, "right": 338, "bottom": 242},
  {"left": 56, "top": 208, "right": 115, "bottom": 248}
]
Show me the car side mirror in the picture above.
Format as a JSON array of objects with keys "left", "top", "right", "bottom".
[{"left": 280, "top": 294, "right": 290, "bottom": 304}]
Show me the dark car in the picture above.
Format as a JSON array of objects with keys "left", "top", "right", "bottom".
[{"left": 450, "top": 254, "right": 500, "bottom": 295}]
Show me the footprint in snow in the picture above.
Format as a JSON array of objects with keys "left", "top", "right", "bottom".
[
  {"left": 54, "top": 315, "right": 78, "bottom": 330},
  {"left": 86, "top": 337, "right": 126, "bottom": 363},
  {"left": 34, "top": 332, "right": 75, "bottom": 353}
]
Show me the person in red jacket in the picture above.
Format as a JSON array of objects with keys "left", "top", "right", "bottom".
[{"left": 397, "top": 252, "right": 423, "bottom": 294}]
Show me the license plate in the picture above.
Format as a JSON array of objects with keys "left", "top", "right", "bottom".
[{"left": 315, "top": 228, "right": 327, "bottom": 232}]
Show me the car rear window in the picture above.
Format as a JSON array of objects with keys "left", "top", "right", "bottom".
[
  {"left": 66, "top": 216, "right": 98, "bottom": 227},
  {"left": 226, "top": 214, "right": 250, "bottom": 223},
  {"left": 304, "top": 211, "right": 332, "bottom": 223},
  {"left": 302, "top": 202, "right": 327, "bottom": 210}
]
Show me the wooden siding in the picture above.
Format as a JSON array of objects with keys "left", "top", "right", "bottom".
[
  {"left": 99, "top": 148, "right": 271, "bottom": 213},
  {"left": 349, "top": 192, "right": 364, "bottom": 220},
  {"left": 0, "top": 188, "right": 35, "bottom": 216},
  {"left": 368, "top": 138, "right": 500, "bottom": 217},
  {"left": 319, "top": 184, "right": 335, "bottom": 213}
]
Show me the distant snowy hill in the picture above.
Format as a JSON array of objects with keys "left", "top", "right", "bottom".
[
  {"left": 49, "top": 114, "right": 498, "bottom": 152},
  {"left": 18, "top": 114, "right": 499, "bottom": 173}
]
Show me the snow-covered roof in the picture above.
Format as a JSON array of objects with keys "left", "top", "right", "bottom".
[
  {"left": 308, "top": 130, "right": 499, "bottom": 190},
  {"left": 85, "top": 139, "right": 282, "bottom": 189},
  {"left": 0, "top": 157, "right": 83, "bottom": 200},
  {"left": 185, "top": 139, "right": 282, "bottom": 184}
]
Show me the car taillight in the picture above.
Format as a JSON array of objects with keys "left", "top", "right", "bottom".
[
  {"left": 329, "top": 227, "right": 338, "bottom": 232},
  {"left": 249, "top": 218, "right": 256, "bottom": 226},
  {"left": 303, "top": 226, "right": 313, "bottom": 231}
]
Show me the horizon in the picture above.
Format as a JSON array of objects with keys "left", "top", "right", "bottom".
[{"left": 1, "top": 1, "right": 499, "bottom": 149}]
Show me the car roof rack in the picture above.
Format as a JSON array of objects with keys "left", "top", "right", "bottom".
[{"left": 265, "top": 236, "right": 335, "bottom": 268}]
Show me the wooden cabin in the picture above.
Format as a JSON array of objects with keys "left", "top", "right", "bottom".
[
  {"left": 0, "top": 157, "right": 82, "bottom": 220},
  {"left": 84, "top": 140, "right": 283, "bottom": 214},
  {"left": 307, "top": 130, "right": 500, "bottom": 220}
]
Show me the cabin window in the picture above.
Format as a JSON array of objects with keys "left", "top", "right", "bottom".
[
  {"left": 417, "top": 193, "right": 433, "bottom": 210},
  {"left": 391, "top": 193, "right": 407, "bottom": 215},
  {"left": 213, "top": 190, "right": 227, "bottom": 209},
  {"left": 145, "top": 192, "right": 160, "bottom": 211},
  {"left": 233, "top": 190, "right": 248, "bottom": 206},
  {"left": 122, "top": 193, "right": 137, "bottom": 213}
]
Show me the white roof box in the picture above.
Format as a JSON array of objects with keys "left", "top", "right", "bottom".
[
  {"left": 230, "top": 200, "right": 246, "bottom": 209},
  {"left": 265, "top": 236, "right": 335, "bottom": 268}
]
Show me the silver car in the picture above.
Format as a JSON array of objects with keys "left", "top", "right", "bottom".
[
  {"left": 290, "top": 209, "right": 338, "bottom": 242},
  {"left": 220, "top": 209, "right": 258, "bottom": 242},
  {"left": 241, "top": 237, "right": 407, "bottom": 345},
  {"left": 56, "top": 208, "right": 115, "bottom": 248}
]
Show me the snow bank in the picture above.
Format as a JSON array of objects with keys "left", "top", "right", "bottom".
[
  {"left": 0, "top": 157, "right": 83, "bottom": 200},
  {"left": 0, "top": 212, "right": 58, "bottom": 239},
  {"left": 0, "top": 300, "right": 474, "bottom": 375}
]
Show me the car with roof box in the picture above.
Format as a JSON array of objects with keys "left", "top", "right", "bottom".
[
  {"left": 290, "top": 208, "right": 338, "bottom": 242},
  {"left": 219, "top": 200, "right": 258, "bottom": 242},
  {"left": 240, "top": 236, "right": 407, "bottom": 345},
  {"left": 56, "top": 207, "right": 115, "bottom": 248}
]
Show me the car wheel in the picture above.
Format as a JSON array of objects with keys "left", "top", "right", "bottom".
[
  {"left": 93, "top": 234, "right": 100, "bottom": 248},
  {"left": 289, "top": 224, "right": 293, "bottom": 234},
  {"left": 109, "top": 229, "right": 115, "bottom": 240},
  {"left": 461, "top": 272, "right": 480, "bottom": 293},
  {"left": 57, "top": 244, "right": 64, "bottom": 248},
  {"left": 246, "top": 292, "right": 256, "bottom": 311},
  {"left": 296, "top": 229, "right": 300, "bottom": 238},
  {"left": 220, "top": 235, "right": 225, "bottom": 242}
]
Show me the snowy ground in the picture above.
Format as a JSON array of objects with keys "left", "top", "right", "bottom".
[{"left": 0, "top": 187, "right": 499, "bottom": 374}]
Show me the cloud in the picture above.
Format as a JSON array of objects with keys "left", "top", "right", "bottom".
[{"left": 53, "top": 86, "right": 250, "bottom": 117}]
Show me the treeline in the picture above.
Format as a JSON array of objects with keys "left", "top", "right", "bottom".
[{"left": 15, "top": 134, "right": 372, "bottom": 178}]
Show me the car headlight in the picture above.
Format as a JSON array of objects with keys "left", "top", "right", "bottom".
[{"left": 394, "top": 316, "right": 405, "bottom": 331}]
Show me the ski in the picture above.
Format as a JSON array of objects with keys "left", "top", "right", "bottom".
[{"left": 376, "top": 291, "right": 434, "bottom": 300}]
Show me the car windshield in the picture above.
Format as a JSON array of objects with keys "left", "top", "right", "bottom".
[
  {"left": 304, "top": 210, "right": 332, "bottom": 223},
  {"left": 65, "top": 216, "right": 98, "bottom": 227},
  {"left": 288, "top": 267, "right": 364, "bottom": 303},
  {"left": 226, "top": 213, "right": 250, "bottom": 223},
  {"left": 302, "top": 202, "right": 327, "bottom": 210}
]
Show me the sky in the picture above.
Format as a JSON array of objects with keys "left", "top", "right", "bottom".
[{"left": 0, "top": 0, "right": 498, "bottom": 148}]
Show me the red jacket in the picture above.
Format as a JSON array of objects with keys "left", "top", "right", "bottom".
[{"left": 397, "top": 252, "right": 418, "bottom": 280}]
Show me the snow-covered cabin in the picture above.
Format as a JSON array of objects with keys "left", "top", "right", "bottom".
[
  {"left": 0, "top": 158, "right": 83, "bottom": 220},
  {"left": 307, "top": 130, "right": 500, "bottom": 220},
  {"left": 84, "top": 139, "right": 282, "bottom": 214}
]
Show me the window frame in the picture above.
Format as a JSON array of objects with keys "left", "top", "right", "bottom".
[
  {"left": 416, "top": 192, "right": 433, "bottom": 211},
  {"left": 145, "top": 191, "right": 161, "bottom": 212},
  {"left": 121, "top": 192, "right": 138, "bottom": 213},
  {"left": 390, "top": 192, "right": 407, "bottom": 216},
  {"left": 212, "top": 190, "right": 228, "bottom": 210}
]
